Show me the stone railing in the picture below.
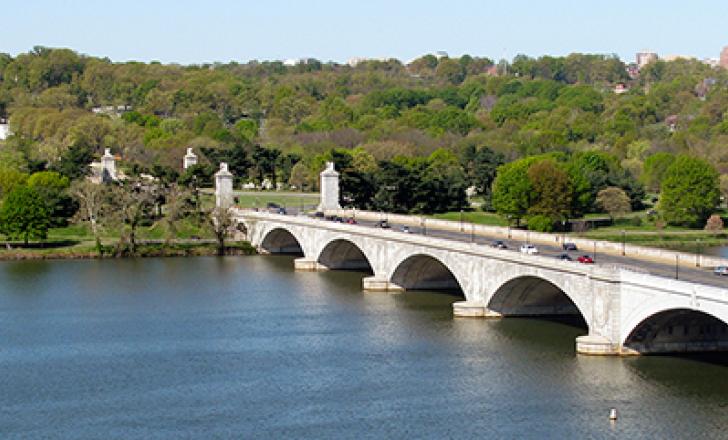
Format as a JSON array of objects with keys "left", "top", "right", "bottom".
[{"left": 327, "top": 209, "right": 728, "bottom": 270}]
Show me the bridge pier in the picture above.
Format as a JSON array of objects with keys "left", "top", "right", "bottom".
[
  {"left": 362, "top": 276, "right": 404, "bottom": 292},
  {"left": 294, "top": 258, "right": 329, "bottom": 272},
  {"left": 575, "top": 334, "right": 620, "bottom": 356},
  {"left": 452, "top": 301, "right": 503, "bottom": 318}
]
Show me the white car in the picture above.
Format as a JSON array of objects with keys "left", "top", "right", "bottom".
[{"left": 520, "top": 244, "right": 539, "bottom": 255}]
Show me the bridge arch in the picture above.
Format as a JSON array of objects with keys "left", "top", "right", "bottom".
[
  {"left": 487, "top": 275, "right": 588, "bottom": 327},
  {"left": 316, "top": 238, "right": 374, "bottom": 272},
  {"left": 623, "top": 308, "right": 728, "bottom": 354},
  {"left": 260, "top": 227, "right": 305, "bottom": 255},
  {"left": 389, "top": 253, "right": 465, "bottom": 297}
]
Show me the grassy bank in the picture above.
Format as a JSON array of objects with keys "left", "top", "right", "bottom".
[{"left": 0, "top": 222, "right": 257, "bottom": 260}]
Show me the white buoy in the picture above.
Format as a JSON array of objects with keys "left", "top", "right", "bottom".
[{"left": 609, "top": 408, "right": 618, "bottom": 421}]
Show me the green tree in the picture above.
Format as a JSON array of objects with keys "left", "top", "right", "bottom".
[
  {"left": 491, "top": 157, "right": 539, "bottom": 224},
  {"left": 527, "top": 159, "right": 572, "bottom": 220},
  {"left": 659, "top": 156, "right": 719, "bottom": 226},
  {"left": 27, "top": 171, "right": 74, "bottom": 226},
  {"left": 641, "top": 152, "right": 675, "bottom": 193},
  {"left": 0, "top": 186, "right": 51, "bottom": 244},
  {"left": 596, "top": 187, "right": 632, "bottom": 220}
]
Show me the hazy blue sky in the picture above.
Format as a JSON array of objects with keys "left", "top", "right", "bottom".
[{"left": 2, "top": 0, "right": 727, "bottom": 64}]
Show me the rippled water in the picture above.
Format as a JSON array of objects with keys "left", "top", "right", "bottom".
[{"left": 0, "top": 256, "right": 726, "bottom": 439}]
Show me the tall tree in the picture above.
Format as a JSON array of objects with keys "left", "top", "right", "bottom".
[
  {"left": 0, "top": 186, "right": 51, "bottom": 245},
  {"left": 659, "top": 156, "right": 719, "bottom": 226}
]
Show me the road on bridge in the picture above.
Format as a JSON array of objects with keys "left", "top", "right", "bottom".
[{"left": 276, "top": 210, "right": 728, "bottom": 289}]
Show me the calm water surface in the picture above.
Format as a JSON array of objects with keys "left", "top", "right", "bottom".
[{"left": 0, "top": 256, "right": 726, "bottom": 439}]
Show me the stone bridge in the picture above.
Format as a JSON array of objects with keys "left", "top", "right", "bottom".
[{"left": 234, "top": 210, "right": 728, "bottom": 356}]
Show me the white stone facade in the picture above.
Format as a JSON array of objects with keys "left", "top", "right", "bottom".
[
  {"left": 317, "top": 162, "right": 342, "bottom": 212},
  {"left": 215, "top": 163, "right": 234, "bottom": 208},
  {"left": 234, "top": 211, "right": 728, "bottom": 356},
  {"left": 0, "top": 123, "right": 10, "bottom": 140},
  {"left": 183, "top": 148, "right": 198, "bottom": 169}
]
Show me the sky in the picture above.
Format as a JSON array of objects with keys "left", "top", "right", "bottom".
[{"left": 2, "top": 0, "right": 727, "bottom": 65}]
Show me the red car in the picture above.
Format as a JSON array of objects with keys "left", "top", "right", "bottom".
[
  {"left": 345, "top": 218, "right": 357, "bottom": 225},
  {"left": 577, "top": 255, "right": 594, "bottom": 264}
]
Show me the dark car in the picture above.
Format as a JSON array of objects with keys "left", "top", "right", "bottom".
[
  {"left": 491, "top": 240, "right": 507, "bottom": 249},
  {"left": 577, "top": 255, "right": 595, "bottom": 264},
  {"left": 375, "top": 220, "right": 391, "bottom": 229},
  {"left": 557, "top": 253, "right": 573, "bottom": 261},
  {"left": 334, "top": 216, "right": 345, "bottom": 223},
  {"left": 562, "top": 242, "right": 578, "bottom": 251},
  {"left": 278, "top": 207, "right": 287, "bottom": 215},
  {"left": 313, "top": 211, "right": 325, "bottom": 218},
  {"left": 267, "top": 202, "right": 281, "bottom": 209}
]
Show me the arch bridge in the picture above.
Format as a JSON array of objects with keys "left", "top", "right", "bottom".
[{"left": 237, "top": 210, "right": 728, "bottom": 356}]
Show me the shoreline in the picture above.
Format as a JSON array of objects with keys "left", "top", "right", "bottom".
[{"left": 0, "top": 241, "right": 257, "bottom": 261}]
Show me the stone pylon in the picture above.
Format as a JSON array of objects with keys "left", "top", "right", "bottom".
[
  {"left": 317, "top": 162, "right": 342, "bottom": 212},
  {"left": 215, "top": 163, "right": 234, "bottom": 208}
]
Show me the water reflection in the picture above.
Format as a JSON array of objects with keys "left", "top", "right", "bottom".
[{"left": 0, "top": 256, "right": 726, "bottom": 438}]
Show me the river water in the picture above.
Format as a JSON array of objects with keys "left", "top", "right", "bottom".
[{"left": 0, "top": 256, "right": 726, "bottom": 439}]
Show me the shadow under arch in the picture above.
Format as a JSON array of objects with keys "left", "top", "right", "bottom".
[
  {"left": 260, "top": 228, "right": 304, "bottom": 255},
  {"left": 390, "top": 254, "right": 464, "bottom": 298},
  {"left": 487, "top": 276, "right": 587, "bottom": 328},
  {"left": 317, "top": 239, "right": 373, "bottom": 273},
  {"left": 624, "top": 308, "right": 728, "bottom": 355}
]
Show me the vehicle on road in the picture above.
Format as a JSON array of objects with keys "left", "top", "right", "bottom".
[
  {"left": 714, "top": 266, "right": 728, "bottom": 276},
  {"left": 345, "top": 218, "right": 357, "bottom": 225},
  {"left": 557, "top": 253, "right": 572, "bottom": 261},
  {"left": 562, "top": 242, "right": 578, "bottom": 251},
  {"left": 520, "top": 244, "right": 538, "bottom": 255},
  {"left": 267, "top": 202, "right": 280, "bottom": 209},
  {"left": 278, "top": 207, "right": 287, "bottom": 215},
  {"left": 375, "top": 220, "right": 391, "bottom": 229},
  {"left": 313, "top": 211, "right": 325, "bottom": 218},
  {"left": 401, "top": 226, "right": 412, "bottom": 233},
  {"left": 491, "top": 240, "right": 507, "bottom": 249},
  {"left": 577, "top": 255, "right": 595, "bottom": 264}
]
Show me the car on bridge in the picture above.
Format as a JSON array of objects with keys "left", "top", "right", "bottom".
[
  {"left": 345, "top": 218, "right": 357, "bottom": 225},
  {"left": 519, "top": 244, "right": 538, "bottom": 255},
  {"left": 375, "top": 220, "right": 391, "bottom": 229},
  {"left": 557, "top": 253, "right": 573, "bottom": 261},
  {"left": 714, "top": 266, "right": 728, "bottom": 276},
  {"left": 401, "top": 226, "right": 412, "bottom": 233},
  {"left": 577, "top": 255, "right": 595, "bottom": 264},
  {"left": 491, "top": 240, "right": 507, "bottom": 249},
  {"left": 562, "top": 242, "right": 578, "bottom": 251}
]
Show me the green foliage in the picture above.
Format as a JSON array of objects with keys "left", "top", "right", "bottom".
[
  {"left": 659, "top": 156, "right": 719, "bottom": 226},
  {"left": 527, "top": 214, "right": 554, "bottom": 232},
  {"left": 27, "top": 171, "right": 74, "bottom": 226},
  {"left": 491, "top": 156, "right": 539, "bottom": 222},
  {"left": 0, "top": 186, "right": 51, "bottom": 243},
  {"left": 641, "top": 152, "right": 675, "bottom": 192}
]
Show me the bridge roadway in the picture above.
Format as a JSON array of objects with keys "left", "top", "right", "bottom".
[
  {"left": 339, "top": 217, "right": 728, "bottom": 289},
  {"left": 236, "top": 209, "right": 728, "bottom": 356}
]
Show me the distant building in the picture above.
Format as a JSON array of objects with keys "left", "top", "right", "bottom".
[
  {"left": 91, "top": 105, "right": 132, "bottom": 118},
  {"left": 720, "top": 46, "right": 728, "bottom": 69},
  {"left": 663, "top": 54, "right": 694, "bottom": 62},
  {"left": 435, "top": 51, "right": 448, "bottom": 59},
  {"left": 614, "top": 83, "right": 629, "bottom": 94},
  {"left": 636, "top": 51, "right": 658, "bottom": 69},
  {"left": 703, "top": 58, "right": 720, "bottom": 68},
  {"left": 89, "top": 148, "right": 118, "bottom": 183}
]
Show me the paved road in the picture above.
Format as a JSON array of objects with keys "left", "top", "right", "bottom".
[{"left": 287, "top": 211, "right": 728, "bottom": 289}]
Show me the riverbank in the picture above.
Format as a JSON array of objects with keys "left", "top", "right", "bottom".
[{"left": 0, "top": 241, "right": 257, "bottom": 261}]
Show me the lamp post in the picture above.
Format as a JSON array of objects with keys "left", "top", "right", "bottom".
[
  {"left": 422, "top": 218, "right": 427, "bottom": 236},
  {"left": 460, "top": 209, "right": 464, "bottom": 232},
  {"left": 696, "top": 239, "right": 701, "bottom": 267},
  {"left": 621, "top": 229, "right": 626, "bottom": 256},
  {"left": 675, "top": 255, "right": 679, "bottom": 280},
  {"left": 470, "top": 222, "right": 475, "bottom": 243},
  {"left": 593, "top": 241, "right": 597, "bottom": 263}
]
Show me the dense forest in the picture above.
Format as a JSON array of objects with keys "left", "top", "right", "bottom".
[{"left": 1, "top": 47, "right": 727, "bottom": 235}]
